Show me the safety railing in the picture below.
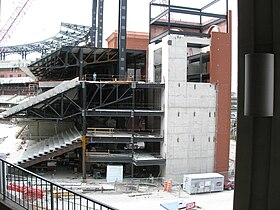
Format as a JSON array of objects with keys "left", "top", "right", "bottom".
[{"left": 0, "top": 158, "right": 118, "bottom": 210}]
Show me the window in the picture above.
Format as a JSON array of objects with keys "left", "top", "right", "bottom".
[{"left": 18, "top": 74, "right": 21, "bottom": 77}]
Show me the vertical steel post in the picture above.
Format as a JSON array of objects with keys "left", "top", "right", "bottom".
[
  {"left": 131, "top": 83, "right": 136, "bottom": 178},
  {"left": 0, "top": 154, "right": 6, "bottom": 200},
  {"left": 79, "top": 47, "right": 87, "bottom": 180},
  {"left": 168, "top": 0, "right": 171, "bottom": 33},
  {"left": 91, "top": 0, "right": 97, "bottom": 47},
  {"left": 50, "top": 183, "right": 54, "bottom": 210},
  {"left": 149, "top": 2, "right": 151, "bottom": 43},
  {"left": 82, "top": 81, "right": 87, "bottom": 180},
  {"left": 118, "top": 0, "right": 127, "bottom": 80},
  {"left": 97, "top": 0, "right": 104, "bottom": 48},
  {"left": 79, "top": 48, "right": 84, "bottom": 80}
]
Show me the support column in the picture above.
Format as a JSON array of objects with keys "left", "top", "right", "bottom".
[
  {"left": 234, "top": 0, "right": 280, "bottom": 209},
  {"left": 79, "top": 48, "right": 87, "bottom": 180},
  {"left": 131, "top": 83, "right": 136, "bottom": 178},
  {"left": 0, "top": 154, "right": 6, "bottom": 200},
  {"left": 97, "top": 0, "right": 104, "bottom": 48},
  {"left": 118, "top": 0, "right": 127, "bottom": 80},
  {"left": 82, "top": 81, "right": 87, "bottom": 180},
  {"left": 79, "top": 48, "right": 84, "bottom": 80},
  {"left": 91, "top": 0, "right": 97, "bottom": 47}
]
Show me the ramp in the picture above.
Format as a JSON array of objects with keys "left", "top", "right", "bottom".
[
  {"left": 18, "top": 127, "right": 82, "bottom": 168},
  {"left": 19, "top": 66, "right": 37, "bottom": 80},
  {"left": 2, "top": 77, "right": 80, "bottom": 118}
]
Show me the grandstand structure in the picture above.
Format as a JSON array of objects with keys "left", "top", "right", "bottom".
[
  {"left": 0, "top": 22, "right": 91, "bottom": 60},
  {"left": 0, "top": 0, "right": 231, "bottom": 184}
]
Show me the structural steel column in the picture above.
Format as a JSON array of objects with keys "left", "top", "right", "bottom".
[
  {"left": 118, "top": 0, "right": 127, "bottom": 80},
  {"left": 82, "top": 81, "right": 87, "bottom": 180},
  {"left": 91, "top": 0, "right": 97, "bottom": 47},
  {"left": 131, "top": 83, "right": 136, "bottom": 178},
  {"left": 97, "top": 0, "right": 104, "bottom": 48},
  {"left": 79, "top": 48, "right": 84, "bottom": 80},
  {"left": 79, "top": 48, "right": 87, "bottom": 180},
  {"left": 234, "top": 0, "right": 280, "bottom": 209}
]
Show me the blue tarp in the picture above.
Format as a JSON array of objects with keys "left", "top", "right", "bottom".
[{"left": 160, "top": 200, "right": 187, "bottom": 210}]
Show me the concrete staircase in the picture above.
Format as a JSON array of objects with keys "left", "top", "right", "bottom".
[
  {"left": 18, "top": 127, "right": 82, "bottom": 168},
  {"left": 2, "top": 77, "right": 80, "bottom": 118}
]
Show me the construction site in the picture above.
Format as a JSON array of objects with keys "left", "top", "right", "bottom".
[{"left": 0, "top": 0, "right": 232, "bottom": 209}]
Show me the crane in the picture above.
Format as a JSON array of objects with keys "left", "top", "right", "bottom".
[{"left": 0, "top": 0, "right": 34, "bottom": 48}]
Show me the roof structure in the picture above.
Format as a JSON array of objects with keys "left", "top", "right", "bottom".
[
  {"left": 28, "top": 46, "right": 146, "bottom": 81},
  {"left": 0, "top": 23, "right": 91, "bottom": 60}
]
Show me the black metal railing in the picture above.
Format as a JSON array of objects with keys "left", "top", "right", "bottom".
[{"left": 0, "top": 158, "right": 118, "bottom": 210}]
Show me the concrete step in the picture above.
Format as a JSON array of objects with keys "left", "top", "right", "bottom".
[{"left": 18, "top": 127, "right": 82, "bottom": 166}]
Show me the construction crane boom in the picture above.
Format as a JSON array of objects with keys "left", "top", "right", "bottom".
[{"left": 0, "top": 0, "right": 33, "bottom": 47}]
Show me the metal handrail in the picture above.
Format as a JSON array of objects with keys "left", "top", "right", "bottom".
[{"left": 0, "top": 158, "right": 118, "bottom": 210}]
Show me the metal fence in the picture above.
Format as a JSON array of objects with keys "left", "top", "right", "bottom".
[
  {"left": 0, "top": 158, "right": 118, "bottom": 210},
  {"left": 112, "top": 177, "right": 184, "bottom": 197}
]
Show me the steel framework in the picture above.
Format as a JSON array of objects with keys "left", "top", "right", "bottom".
[
  {"left": 149, "top": 0, "right": 228, "bottom": 43},
  {"left": 0, "top": 23, "right": 91, "bottom": 60}
]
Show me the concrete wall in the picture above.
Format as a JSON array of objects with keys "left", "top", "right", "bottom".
[
  {"left": 149, "top": 35, "right": 217, "bottom": 182},
  {"left": 162, "top": 82, "right": 217, "bottom": 182}
]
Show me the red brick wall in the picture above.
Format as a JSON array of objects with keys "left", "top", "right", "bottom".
[
  {"left": 210, "top": 31, "right": 231, "bottom": 176},
  {"left": 106, "top": 31, "right": 149, "bottom": 51},
  {"left": 0, "top": 68, "right": 27, "bottom": 78}
]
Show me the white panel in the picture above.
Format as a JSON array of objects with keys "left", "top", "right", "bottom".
[{"left": 106, "top": 165, "right": 123, "bottom": 183}]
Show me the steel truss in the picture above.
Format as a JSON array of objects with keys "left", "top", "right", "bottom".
[
  {"left": 9, "top": 81, "right": 163, "bottom": 120},
  {"left": 25, "top": 88, "right": 82, "bottom": 120},
  {"left": 28, "top": 46, "right": 145, "bottom": 81},
  {"left": 0, "top": 23, "right": 91, "bottom": 60}
]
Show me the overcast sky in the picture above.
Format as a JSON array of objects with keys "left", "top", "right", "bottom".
[{"left": 0, "top": 0, "right": 237, "bottom": 92}]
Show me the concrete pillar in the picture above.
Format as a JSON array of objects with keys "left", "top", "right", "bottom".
[{"left": 234, "top": 0, "right": 280, "bottom": 209}]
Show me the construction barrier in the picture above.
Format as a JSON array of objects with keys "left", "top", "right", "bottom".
[
  {"left": 7, "top": 183, "right": 44, "bottom": 200},
  {"left": 163, "top": 179, "right": 172, "bottom": 192}
]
